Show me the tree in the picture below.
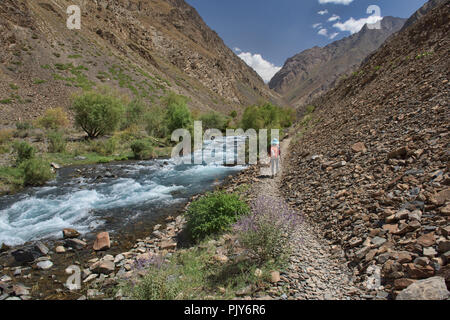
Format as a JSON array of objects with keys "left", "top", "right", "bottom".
[
  {"left": 163, "top": 93, "right": 193, "bottom": 133},
  {"left": 71, "top": 91, "right": 125, "bottom": 138},
  {"left": 199, "top": 111, "right": 229, "bottom": 131}
]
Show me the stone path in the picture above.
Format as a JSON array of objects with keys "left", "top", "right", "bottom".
[{"left": 252, "top": 138, "right": 365, "bottom": 300}]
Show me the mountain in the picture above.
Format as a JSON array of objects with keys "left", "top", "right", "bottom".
[
  {"left": 282, "top": 0, "right": 449, "bottom": 296},
  {"left": 0, "top": 0, "right": 283, "bottom": 125},
  {"left": 401, "top": 0, "right": 448, "bottom": 31},
  {"left": 269, "top": 16, "right": 406, "bottom": 108}
]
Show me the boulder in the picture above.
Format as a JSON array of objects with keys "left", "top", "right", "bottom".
[
  {"left": 90, "top": 260, "right": 115, "bottom": 275},
  {"left": 160, "top": 240, "right": 177, "bottom": 250},
  {"left": 93, "top": 232, "right": 111, "bottom": 251},
  {"left": 55, "top": 246, "right": 66, "bottom": 253},
  {"left": 34, "top": 241, "right": 49, "bottom": 255},
  {"left": 270, "top": 271, "right": 281, "bottom": 283},
  {"left": 396, "top": 277, "right": 449, "bottom": 300},
  {"left": 63, "top": 229, "right": 80, "bottom": 239},
  {"left": 417, "top": 233, "right": 436, "bottom": 247},
  {"left": 64, "top": 238, "right": 86, "bottom": 250},
  {"left": 351, "top": 142, "right": 367, "bottom": 153},
  {"left": 36, "top": 260, "right": 53, "bottom": 270}
]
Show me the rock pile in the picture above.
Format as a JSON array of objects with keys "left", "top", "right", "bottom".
[{"left": 281, "top": 2, "right": 449, "bottom": 299}]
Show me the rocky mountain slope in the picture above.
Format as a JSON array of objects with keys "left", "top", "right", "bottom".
[
  {"left": 281, "top": 0, "right": 449, "bottom": 299},
  {"left": 0, "top": 0, "right": 283, "bottom": 125},
  {"left": 269, "top": 16, "right": 406, "bottom": 108}
]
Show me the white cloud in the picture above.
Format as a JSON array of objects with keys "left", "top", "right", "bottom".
[
  {"left": 318, "top": 9, "right": 329, "bottom": 15},
  {"left": 234, "top": 47, "right": 241, "bottom": 53},
  {"left": 318, "top": 28, "right": 328, "bottom": 37},
  {"left": 312, "top": 23, "right": 323, "bottom": 29},
  {"left": 318, "top": 0, "right": 354, "bottom": 4},
  {"left": 329, "top": 32, "right": 339, "bottom": 39},
  {"left": 238, "top": 52, "right": 281, "bottom": 83},
  {"left": 333, "top": 15, "right": 383, "bottom": 34},
  {"left": 328, "top": 14, "right": 340, "bottom": 22}
]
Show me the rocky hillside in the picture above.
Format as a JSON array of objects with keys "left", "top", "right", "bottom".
[
  {"left": 281, "top": 0, "right": 449, "bottom": 299},
  {"left": 401, "top": 0, "right": 447, "bottom": 31},
  {"left": 0, "top": 0, "right": 283, "bottom": 125},
  {"left": 269, "top": 16, "right": 406, "bottom": 108}
]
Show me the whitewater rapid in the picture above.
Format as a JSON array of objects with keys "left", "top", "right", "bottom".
[{"left": 0, "top": 136, "right": 246, "bottom": 246}]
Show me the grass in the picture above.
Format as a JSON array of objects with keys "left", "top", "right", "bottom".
[
  {"left": 33, "top": 79, "right": 47, "bottom": 85},
  {"left": 0, "top": 166, "right": 24, "bottom": 192},
  {"left": 118, "top": 240, "right": 279, "bottom": 300},
  {"left": 0, "top": 98, "right": 13, "bottom": 104}
]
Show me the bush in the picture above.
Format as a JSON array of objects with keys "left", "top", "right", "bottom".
[
  {"left": 186, "top": 191, "right": 250, "bottom": 241},
  {"left": 199, "top": 111, "right": 229, "bottom": 131},
  {"left": 233, "top": 195, "right": 302, "bottom": 264},
  {"left": 145, "top": 106, "right": 169, "bottom": 138},
  {"left": 0, "top": 129, "right": 14, "bottom": 145},
  {"left": 13, "top": 141, "right": 35, "bottom": 164},
  {"left": 47, "top": 131, "right": 66, "bottom": 153},
  {"left": 129, "top": 265, "right": 179, "bottom": 300},
  {"left": 71, "top": 90, "right": 125, "bottom": 138},
  {"left": 131, "top": 140, "right": 153, "bottom": 160},
  {"left": 89, "top": 137, "right": 117, "bottom": 156},
  {"left": 229, "top": 110, "right": 238, "bottom": 119},
  {"left": 22, "top": 158, "right": 54, "bottom": 186},
  {"left": 37, "top": 107, "right": 69, "bottom": 130},
  {"left": 163, "top": 93, "right": 193, "bottom": 133},
  {"left": 15, "top": 122, "right": 33, "bottom": 131}
]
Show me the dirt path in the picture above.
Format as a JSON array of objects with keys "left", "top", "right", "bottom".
[{"left": 252, "top": 138, "right": 365, "bottom": 300}]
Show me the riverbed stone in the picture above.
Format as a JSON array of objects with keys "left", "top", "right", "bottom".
[
  {"left": 55, "top": 246, "right": 66, "bottom": 253},
  {"left": 90, "top": 260, "right": 115, "bottom": 275},
  {"left": 36, "top": 260, "right": 53, "bottom": 270},
  {"left": 63, "top": 228, "right": 80, "bottom": 239},
  {"left": 64, "top": 238, "right": 87, "bottom": 250},
  {"left": 93, "top": 232, "right": 111, "bottom": 251}
]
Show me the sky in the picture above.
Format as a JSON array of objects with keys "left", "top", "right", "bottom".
[{"left": 186, "top": 0, "right": 428, "bottom": 83}]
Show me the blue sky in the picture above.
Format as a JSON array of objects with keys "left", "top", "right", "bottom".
[{"left": 185, "top": 0, "right": 428, "bottom": 82}]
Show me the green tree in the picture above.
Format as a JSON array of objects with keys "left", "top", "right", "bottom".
[
  {"left": 163, "top": 93, "right": 193, "bottom": 133},
  {"left": 199, "top": 111, "right": 229, "bottom": 131},
  {"left": 71, "top": 91, "right": 125, "bottom": 138}
]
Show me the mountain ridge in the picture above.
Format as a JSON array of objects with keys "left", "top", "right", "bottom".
[
  {"left": 269, "top": 16, "right": 406, "bottom": 108},
  {"left": 0, "top": 0, "right": 284, "bottom": 126}
]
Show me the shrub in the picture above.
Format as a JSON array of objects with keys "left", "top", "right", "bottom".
[
  {"left": 163, "top": 93, "right": 193, "bottom": 133},
  {"left": 15, "top": 122, "right": 33, "bottom": 131},
  {"left": 145, "top": 106, "right": 169, "bottom": 138},
  {"left": 37, "top": 107, "right": 69, "bottom": 130},
  {"left": 71, "top": 90, "right": 125, "bottom": 138},
  {"left": 90, "top": 137, "right": 117, "bottom": 156},
  {"left": 13, "top": 141, "right": 35, "bottom": 164},
  {"left": 131, "top": 140, "right": 153, "bottom": 160},
  {"left": 186, "top": 191, "right": 250, "bottom": 241},
  {"left": 22, "top": 158, "right": 54, "bottom": 186},
  {"left": 47, "top": 131, "right": 66, "bottom": 153},
  {"left": 229, "top": 110, "right": 238, "bottom": 119},
  {"left": 0, "top": 129, "right": 14, "bottom": 145},
  {"left": 233, "top": 195, "right": 302, "bottom": 264},
  {"left": 199, "top": 111, "right": 229, "bottom": 131}
]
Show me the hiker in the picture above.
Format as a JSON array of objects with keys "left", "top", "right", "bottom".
[{"left": 270, "top": 138, "right": 280, "bottom": 178}]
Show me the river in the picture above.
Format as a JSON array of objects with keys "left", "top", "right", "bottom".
[{"left": 0, "top": 136, "right": 246, "bottom": 246}]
